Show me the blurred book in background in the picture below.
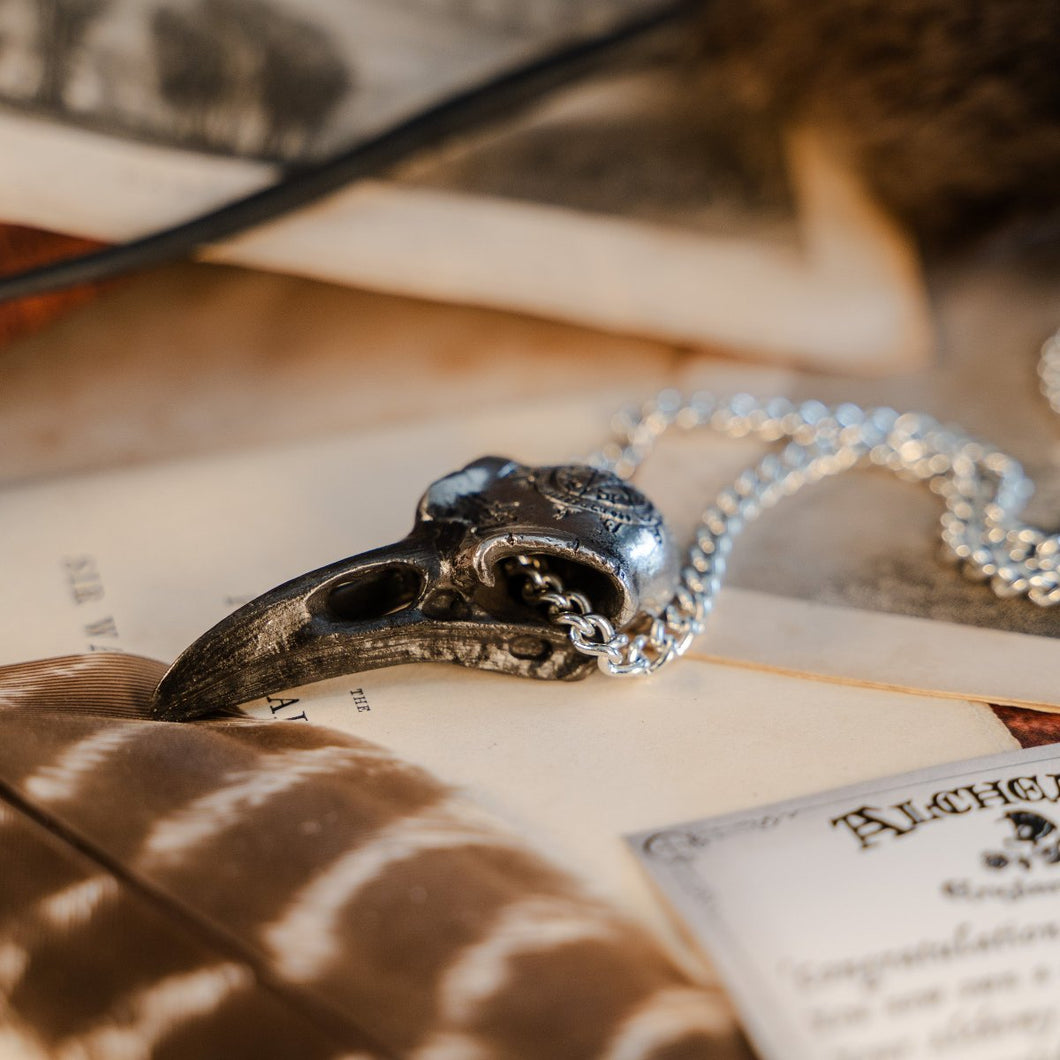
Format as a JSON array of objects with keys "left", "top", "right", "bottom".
[{"left": 0, "top": 0, "right": 931, "bottom": 371}]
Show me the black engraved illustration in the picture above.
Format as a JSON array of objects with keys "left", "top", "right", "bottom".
[
  {"left": 0, "top": 0, "right": 663, "bottom": 161},
  {"left": 35, "top": 0, "right": 109, "bottom": 108},
  {"left": 981, "top": 810, "right": 1060, "bottom": 872},
  {"left": 0, "top": 0, "right": 355, "bottom": 160},
  {"left": 151, "top": 0, "right": 351, "bottom": 158}
]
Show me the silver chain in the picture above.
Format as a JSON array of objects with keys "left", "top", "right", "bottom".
[{"left": 511, "top": 333, "right": 1060, "bottom": 676}]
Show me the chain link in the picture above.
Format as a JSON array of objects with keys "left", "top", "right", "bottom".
[{"left": 511, "top": 333, "right": 1060, "bottom": 677}]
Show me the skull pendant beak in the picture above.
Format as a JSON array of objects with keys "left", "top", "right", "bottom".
[{"left": 151, "top": 457, "right": 679, "bottom": 721}]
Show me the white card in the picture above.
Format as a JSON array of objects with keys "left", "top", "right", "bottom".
[{"left": 629, "top": 745, "right": 1060, "bottom": 1060}]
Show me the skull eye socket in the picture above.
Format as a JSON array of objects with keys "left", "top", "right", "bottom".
[
  {"left": 500, "top": 556, "right": 621, "bottom": 622},
  {"left": 327, "top": 564, "right": 424, "bottom": 622}
]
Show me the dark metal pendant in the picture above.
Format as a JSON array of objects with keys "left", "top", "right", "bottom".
[{"left": 152, "top": 457, "right": 678, "bottom": 721}]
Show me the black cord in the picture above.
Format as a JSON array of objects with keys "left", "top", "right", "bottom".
[{"left": 0, "top": 0, "right": 701, "bottom": 306}]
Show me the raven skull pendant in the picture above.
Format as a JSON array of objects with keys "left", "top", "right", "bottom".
[{"left": 152, "top": 457, "right": 679, "bottom": 721}]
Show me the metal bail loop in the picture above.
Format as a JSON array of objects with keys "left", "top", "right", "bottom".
[{"left": 151, "top": 456, "right": 680, "bottom": 721}]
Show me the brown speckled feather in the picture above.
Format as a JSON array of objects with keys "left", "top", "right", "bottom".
[{"left": 0, "top": 655, "right": 743, "bottom": 1059}]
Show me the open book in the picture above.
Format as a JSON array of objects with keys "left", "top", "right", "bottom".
[{"left": 2, "top": 385, "right": 1048, "bottom": 946}]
